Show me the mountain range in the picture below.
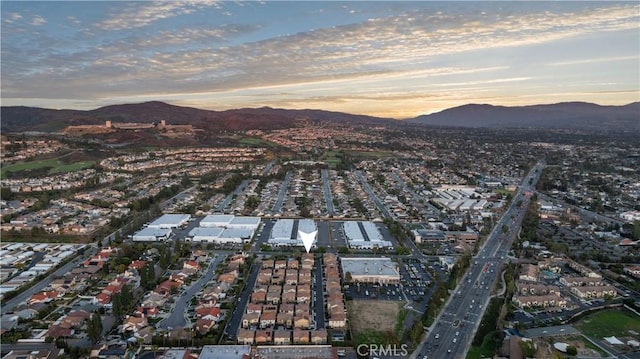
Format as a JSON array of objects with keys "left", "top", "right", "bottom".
[{"left": 1, "top": 101, "right": 638, "bottom": 133}]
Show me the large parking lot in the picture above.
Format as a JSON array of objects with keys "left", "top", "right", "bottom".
[
  {"left": 400, "top": 258, "right": 432, "bottom": 302},
  {"left": 346, "top": 282, "right": 405, "bottom": 301}
]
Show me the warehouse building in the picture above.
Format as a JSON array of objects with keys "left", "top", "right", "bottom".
[
  {"left": 343, "top": 221, "right": 393, "bottom": 249},
  {"left": 187, "top": 215, "right": 260, "bottom": 244},
  {"left": 340, "top": 257, "right": 400, "bottom": 284},
  {"left": 268, "top": 219, "right": 317, "bottom": 247},
  {"left": 147, "top": 214, "right": 191, "bottom": 229},
  {"left": 132, "top": 227, "right": 172, "bottom": 242}
]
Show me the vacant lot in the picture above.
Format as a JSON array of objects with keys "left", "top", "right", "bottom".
[
  {"left": 576, "top": 309, "right": 640, "bottom": 338},
  {"left": 347, "top": 300, "right": 402, "bottom": 335}
]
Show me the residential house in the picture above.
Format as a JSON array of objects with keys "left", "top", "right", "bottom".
[
  {"left": 241, "top": 313, "right": 260, "bottom": 329},
  {"left": 237, "top": 329, "right": 254, "bottom": 345},
  {"left": 121, "top": 316, "right": 148, "bottom": 333},
  {"left": 238, "top": 329, "right": 256, "bottom": 345},
  {"left": 255, "top": 329, "right": 273, "bottom": 344},
  {"left": 311, "top": 329, "right": 328, "bottom": 344},
  {"left": 274, "top": 330, "right": 291, "bottom": 345},
  {"left": 293, "top": 329, "right": 310, "bottom": 344},
  {"left": 196, "top": 318, "right": 215, "bottom": 335}
]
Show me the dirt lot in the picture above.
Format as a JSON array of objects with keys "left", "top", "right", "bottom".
[{"left": 347, "top": 300, "right": 402, "bottom": 335}]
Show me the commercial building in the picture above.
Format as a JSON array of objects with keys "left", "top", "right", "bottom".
[
  {"left": 188, "top": 215, "right": 260, "bottom": 244},
  {"left": 147, "top": 214, "right": 191, "bottom": 229},
  {"left": 199, "top": 345, "right": 251, "bottom": 359},
  {"left": 132, "top": 227, "right": 172, "bottom": 242},
  {"left": 343, "top": 221, "right": 392, "bottom": 249},
  {"left": 340, "top": 257, "right": 400, "bottom": 284},
  {"left": 268, "top": 219, "right": 317, "bottom": 247}
]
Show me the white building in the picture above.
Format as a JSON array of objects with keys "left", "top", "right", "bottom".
[
  {"left": 188, "top": 215, "right": 259, "bottom": 244},
  {"left": 147, "top": 214, "right": 191, "bottom": 229},
  {"left": 132, "top": 227, "right": 172, "bottom": 242},
  {"left": 268, "top": 219, "right": 317, "bottom": 247},
  {"left": 341, "top": 257, "right": 400, "bottom": 284},
  {"left": 343, "top": 221, "right": 392, "bottom": 250}
]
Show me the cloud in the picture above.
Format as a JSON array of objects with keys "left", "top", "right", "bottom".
[
  {"left": 2, "top": 2, "right": 638, "bottom": 117},
  {"left": 30, "top": 15, "right": 46, "bottom": 26},
  {"left": 95, "top": 1, "right": 221, "bottom": 30}
]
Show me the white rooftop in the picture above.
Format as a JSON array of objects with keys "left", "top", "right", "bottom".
[
  {"left": 148, "top": 214, "right": 190, "bottom": 227},
  {"left": 199, "top": 345, "right": 251, "bottom": 359},
  {"left": 340, "top": 257, "right": 399, "bottom": 277}
]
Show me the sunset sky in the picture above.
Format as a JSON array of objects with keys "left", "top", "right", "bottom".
[{"left": 1, "top": 1, "right": 638, "bottom": 119}]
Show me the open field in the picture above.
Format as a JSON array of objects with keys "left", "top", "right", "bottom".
[
  {"left": 347, "top": 300, "right": 402, "bottom": 340},
  {"left": 238, "top": 136, "right": 278, "bottom": 147},
  {"left": 1, "top": 158, "right": 96, "bottom": 179},
  {"left": 576, "top": 309, "right": 640, "bottom": 338}
]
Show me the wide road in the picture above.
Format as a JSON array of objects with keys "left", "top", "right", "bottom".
[
  {"left": 321, "top": 169, "right": 335, "bottom": 216},
  {"left": 224, "top": 261, "right": 260, "bottom": 339},
  {"left": 1, "top": 246, "right": 94, "bottom": 315},
  {"left": 414, "top": 161, "right": 545, "bottom": 359},
  {"left": 272, "top": 171, "right": 292, "bottom": 213},
  {"left": 355, "top": 170, "right": 392, "bottom": 219},
  {"left": 157, "top": 253, "right": 224, "bottom": 330},
  {"left": 216, "top": 179, "right": 250, "bottom": 213}
]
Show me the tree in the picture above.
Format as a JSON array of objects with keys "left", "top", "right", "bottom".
[
  {"left": 87, "top": 313, "right": 103, "bottom": 343},
  {"left": 566, "top": 346, "right": 577, "bottom": 356},
  {"left": 345, "top": 272, "right": 352, "bottom": 283}
]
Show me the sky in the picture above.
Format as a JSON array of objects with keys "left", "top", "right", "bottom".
[{"left": 1, "top": 1, "right": 639, "bottom": 119}]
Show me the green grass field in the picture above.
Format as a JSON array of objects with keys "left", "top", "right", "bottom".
[
  {"left": 1, "top": 158, "right": 96, "bottom": 179},
  {"left": 238, "top": 137, "right": 278, "bottom": 147},
  {"left": 576, "top": 309, "right": 640, "bottom": 338}
]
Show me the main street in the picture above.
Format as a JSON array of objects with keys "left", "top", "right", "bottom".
[{"left": 413, "top": 161, "right": 545, "bottom": 359}]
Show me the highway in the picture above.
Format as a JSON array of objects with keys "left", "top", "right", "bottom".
[{"left": 414, "top": 161, "right": 545, "bottom": 359}]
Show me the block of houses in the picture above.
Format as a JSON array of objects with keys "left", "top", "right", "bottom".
[
  {"left": 297, "top": 285, "right": 311, "bottom": 303},
  {"left": 196, "top": 307, "right": 221, "bottom": 322},
  {"left": 287, "top": 259, "right": 299, "bottom": 269},
  {"left": 237, "top": 329, "right": 254, "bottom": 345},
  {"left": 571, "top": 285, "right": 617, "bottom": 299},
  {"left": 519, "top": 264, "right": 538, "bottom": 282},
  {"left": 251, "top": 291, "right": 266, "bottom": 304},
  {"left": 276, "top": 312, "right": 293, "bottom": 328},
  {"left": 260, "top": 311, "right": 276, "bottom": 328},
  {"left": 328, "top": 313, "right": 347, "bottom": 328},
  {"left": 293, "top": 329, "right": 310, "bottom": 344},
  {"left": 121, "top": 316, "right": 148, "bottom": 333},
  {"left": 559, "top": 276, "right": 604, "bottom": 287},
  {"left": 311, "top": 329, "right": 328, "bottom": 344},
  {"left": 241, "top": 312, "right": 260, "bottom": 328},
  {"left": 294, "top": 314, "right": 310, "bottom": 329},
  {"left": 246, "top": 303, "right": 263, "bottom": 314},
  {"left": 513, "top": 295, "right": 567, "bottom": 309},
  {"left": 196, "top": 318, "right": 215, "bottom": 335},
  {"left": 255, "top": 329, "right": 273, "bottom": 344},
  {"left": 285, "top": 272, "right": 299, "bottom": 285},
  {"left": 274, "top": 330, "right": 291, "bottom": 345}
]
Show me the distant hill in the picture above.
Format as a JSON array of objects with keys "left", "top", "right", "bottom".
[
  {"left": 407, "top": 102, "right": 640, "bottom": 131},
  {"left": 2, "top": 101, "right": 637, "bottom": 133},
  {"left": 0, "top": 101, "right": 393, "bottom": 133}
]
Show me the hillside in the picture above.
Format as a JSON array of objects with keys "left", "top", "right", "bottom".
[
  {"left": 408, "top": 102, "right": 640, "bottom": 131},
  {"left": 0, "top": 101, "right": 394, "bottom": 133}
]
